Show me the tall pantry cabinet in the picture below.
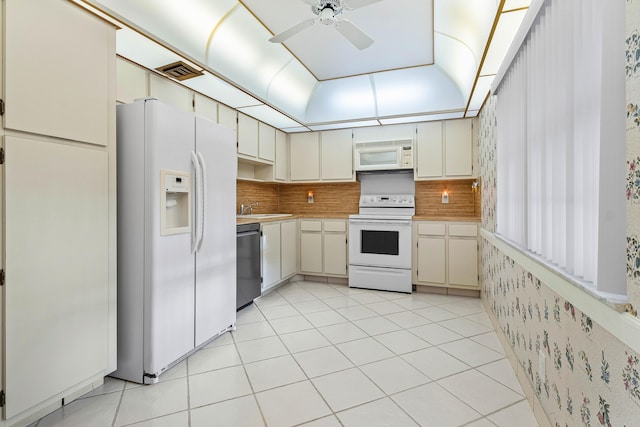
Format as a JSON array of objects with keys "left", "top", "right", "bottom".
[{"left": 0, "top": 0, "right": 117, "bottom": 425}]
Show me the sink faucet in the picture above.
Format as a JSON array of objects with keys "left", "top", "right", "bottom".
[{"left": 240, "top": 200, "right": 259, "bottom": 215}]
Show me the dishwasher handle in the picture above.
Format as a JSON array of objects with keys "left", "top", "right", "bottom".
[{"left": 237, "top": 230, "right": 260, "bottom": 238}]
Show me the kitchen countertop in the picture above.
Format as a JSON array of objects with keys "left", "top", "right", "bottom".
[
  {"left": 412, "top": 215, "right": 481, "bottom": 222},
  {"left": 237, "top": 213, "right": 480, "bottom": 225}
]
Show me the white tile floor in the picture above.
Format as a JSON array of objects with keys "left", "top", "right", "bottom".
[{"left": 31, "top": 280, "right": 540, "bottom": 427}]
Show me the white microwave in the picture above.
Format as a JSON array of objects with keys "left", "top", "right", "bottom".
[{"left": 354, "top": 140, "right": 413, "bottom": 171}]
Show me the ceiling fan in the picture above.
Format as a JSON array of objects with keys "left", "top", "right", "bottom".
[{"left": 269, "top": 0, "right": 382, "bottom": 50}]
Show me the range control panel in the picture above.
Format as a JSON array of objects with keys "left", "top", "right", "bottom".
[{"left": 359, "top": 194, "right": 415, "bottom": 208}]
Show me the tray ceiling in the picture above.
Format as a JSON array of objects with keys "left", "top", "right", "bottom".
[{"left": 84, "top": 0, "right": 530, "bottom": 131}]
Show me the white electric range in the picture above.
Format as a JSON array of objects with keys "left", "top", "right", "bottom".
[{"left": 348, "top": 194, "right": 414, "bottom": 293}]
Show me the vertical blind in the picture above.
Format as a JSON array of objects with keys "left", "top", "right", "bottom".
[{"left": 495, "top": 0, "right": 626, "bottom": 295}]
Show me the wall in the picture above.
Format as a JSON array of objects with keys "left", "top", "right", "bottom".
[
  {"left": 237, "top": 179, "right": 480, "bottom": 218},
  {"left": 236, "top": 180, "right": 279, "bottom": 215},
  {"left": 479, "top": 2, "right": 640, "bottom": 425},
  {"left": 414, "top": 179, "right": 480, "bottom": 218},
  {"left": 279, "top": 183, "right": 360, "bottom": 215}
]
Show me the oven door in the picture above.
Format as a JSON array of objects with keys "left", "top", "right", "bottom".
[{"left": 348, "top": 217, "right": 412, "bottom": 269}]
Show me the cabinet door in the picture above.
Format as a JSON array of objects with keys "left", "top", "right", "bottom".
[
  {"left": 149, "top": 74, "right": 193, "bottom": 113},
  {"left": 218, "top": 104, "right": 237, "bottom": 131},
  {"left": 194, "top": 94, "right": 218, "bottom": 123},
  {"left": 259, "top": 122, "right": 276, "bottom": 162},
  {"left": 300, "top": 232, "right": 323, "bottom": 273},
  {"left": 5, "top": 137, "right": 109, "bottom": 418},
  {"left": 324, "top": 234, "right": 347, "bottom": 275},
  {"left": 262, "top": 223, "right": 281, "bottom": 289},
  {"left": 5, "top": 0, "right": 113, "bottom": 146},
  {"left": 281, "top": 221, "right": 297, "bottom": 277},
  {"left": 321, "top": 129, "right": 353, "bottom": 180},
  {"left": 416, "top": 237, "right": 446, "bottom": 284},
  {"left": 117, "top": 58, "right": 147, "bottom": 104},
  {"left": 290, "top": 133, "right": 320, "bottom": 181},
  {"left": 448, "top": 238, "right": 478, "bottom": 286},
  {"left": 416, "top": 122, "right": 443, "bottom": 178},
  {"left": 238, "top": 113, "right": 259, "bottom": 158},
  {"left": 275, "top": 130, "right": 288, "bottom": 181},
  {"left": 444, "top": 119, "right": 473, "bottom": 176}
]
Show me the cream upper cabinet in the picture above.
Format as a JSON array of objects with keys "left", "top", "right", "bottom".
[
  {"left": 258, "top": 122, "right": 276, "bottom": 162},
  {"left": 415, "top": 122, "right": 443, "bottom": 179},
  {"left": 238, "top": 113, "right": 259, "bottom": 158},
  {"left": 415, "top": 118, "right": 476, "bottom": 180},
  {"left": 149, "top": 74, "right": 193, "bottom": 113},
  {"left": 290, "top": 132, "right": 320, "bottom": 181},
  {"left": 194, "top": 94, "right": 218, "bottom": 123},
  {"left": 274, "top": 130, "right": 288, "bottom": 181},
  {"left": 321, "top": 129, "right": 354, "bottom": 181},
  {"left": 444, "top": 118, "right": 473, "bottom": 177},
  {"left": 5, "top": 0, "right": 113, "bottom": 146},
  {"left": 217, "top": 104, "right": 237, "bottom": 131},
  {"left": 116, "top": 58, "right": 147, "bottom": 104}
]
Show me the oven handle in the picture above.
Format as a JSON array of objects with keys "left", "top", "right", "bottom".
[{"left": 349, "top": 219, "right": 413, "bottom": 226}]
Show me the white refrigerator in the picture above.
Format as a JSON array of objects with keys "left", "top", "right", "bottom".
[{"left": 113, "top": 98, "right": 236, "bottom": 384}]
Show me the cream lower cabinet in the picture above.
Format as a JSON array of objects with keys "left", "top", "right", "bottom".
[
  {"left": 413, "top": 221, "right": 479, "bottom": 290},
  {"left": 300, "top": 219, "right": 348, "bottom": 277},
  {"left": 261, "top": 220, "right": 297, "bottom": 292},
  {"left": 281, "top": 220, "right": 297, "bottom": 277}
]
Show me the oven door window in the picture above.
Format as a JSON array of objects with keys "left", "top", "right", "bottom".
[{"left": 361, "top": 230, "right": 399, "bottom": 255}]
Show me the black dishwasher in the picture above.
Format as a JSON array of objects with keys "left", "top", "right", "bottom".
[{"left": 236, "top": 223, "right": 261, "bottom": 310}]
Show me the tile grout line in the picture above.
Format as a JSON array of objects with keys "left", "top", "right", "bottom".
[
  {"left": 110, "top": 380, "right": 127, "bottom": 427},
  {"left": 261, "top": 283, "right": 434, "bottom": 425},
  {"left": 230, "top": 321, "right": 271, "bottom": 427}
]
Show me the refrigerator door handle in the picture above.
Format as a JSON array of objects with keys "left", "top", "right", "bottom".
[
  {"left": 196, "top": 151, "right": 207, "bottom": 251},
  {"left": 190, "top": 151, "right": 202, "bottom": 254}
]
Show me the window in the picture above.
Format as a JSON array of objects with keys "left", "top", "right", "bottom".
[{"left": 494, "top": 0, "right": 626, "bottom": 296}]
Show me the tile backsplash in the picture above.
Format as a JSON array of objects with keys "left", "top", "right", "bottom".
[{"left": 237, "top": 179, "right": 480, "bottom": 218}]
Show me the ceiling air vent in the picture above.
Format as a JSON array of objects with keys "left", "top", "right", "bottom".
[{"left": 156, "top": 61, "right": 203, "bottom": 81}]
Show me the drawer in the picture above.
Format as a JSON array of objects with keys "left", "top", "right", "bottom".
[
  {"left": 324, "top": 220, "right": 346, "bottom": 233},
  {"left": 448, "top": 223, "right": 478, "bottom": 237},
  {"left": 417, "top": 223, "right": 446, "bottom": 236},
  {"left": 300, "top": 220, "right": 322, "bottom": 232}
]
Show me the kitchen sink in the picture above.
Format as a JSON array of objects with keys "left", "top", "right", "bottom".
[{"left": 236, "top": 214, "right": 293, "bottom": 219}]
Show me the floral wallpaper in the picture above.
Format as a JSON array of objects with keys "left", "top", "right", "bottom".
[
  {"left": 479, "top": 1, "right": 640, "bottom": 425},
  {"left": 479, "top": 94, "right": 497, "bottom": 234},
  {"left": 628, "top": 0, "right": 640, "bottom": 301},
  {"left": 482, "top": 242, "right": 640, "bottom": 426}
]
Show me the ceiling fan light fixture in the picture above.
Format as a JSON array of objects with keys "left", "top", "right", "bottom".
[{"left": 319, "top": 8, "right": 336, "bottom": 25}]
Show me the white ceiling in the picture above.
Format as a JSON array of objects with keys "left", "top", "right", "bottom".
[
  {"left": 242, "top": 0, "right": 434, "bottom": 81},
  {"left": 83, "top": 0, "right": 530, "bottom": 131}
]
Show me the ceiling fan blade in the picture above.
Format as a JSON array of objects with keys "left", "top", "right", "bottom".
[
  {"left": 343, "top": 0, "right": 383, "bottom": 10},
  {"left": 269, "top": 18, "right": 316, "bottom": 44},
  {"left": 335, "top": 19, "right": 374, "bottom": 50}
]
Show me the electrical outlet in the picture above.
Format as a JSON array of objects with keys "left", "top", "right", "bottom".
[{"left": 539, "top": 350, "right": 546, "bottom": 382}]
